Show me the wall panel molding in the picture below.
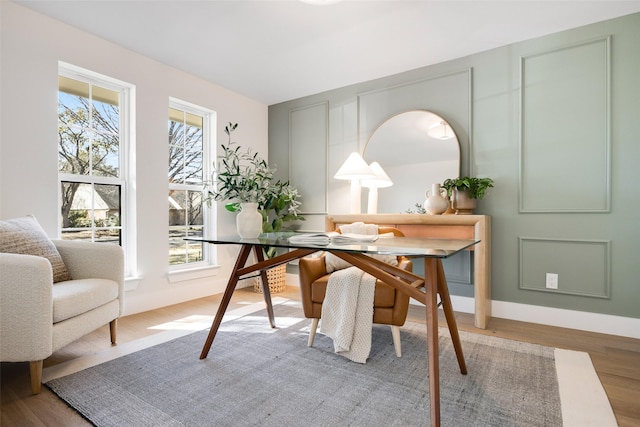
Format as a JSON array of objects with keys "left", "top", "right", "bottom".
[
  {"left": 519, "top": 237, "right": 611, "bottom": 298},
  {"left": 354, "top": 69, "right": 472, "bottom": 213},
  {"left": 357, "top": 68, "right": 473, "bottom": 174},
  {"left": 519, "top": 37, "right": 611, "bottom": 213},
  {"left": 443, "top": 251, "right": 472, "bottom": 285},
  {"left": 289, "top": 102, "right": 329, "bottom": 215}
]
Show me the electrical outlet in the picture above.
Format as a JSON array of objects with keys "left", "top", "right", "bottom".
[{"left": 546, "top": 273, "right": 558, "bottom": 289}]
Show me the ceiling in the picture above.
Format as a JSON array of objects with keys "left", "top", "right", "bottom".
[{"left": 13, "top": 0, "right": 640, "bottom": 105}]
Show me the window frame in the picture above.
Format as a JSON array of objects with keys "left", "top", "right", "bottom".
[
  {"left": 168, "top": 97, "right": 217, "bottom": 272},
  {"left": 57, "top": 62, "right": 137, "bottom": 279}
]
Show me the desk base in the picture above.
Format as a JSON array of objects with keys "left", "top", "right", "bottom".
[{"left": 199, "top": 244, "right": 467, "bottom": 427}]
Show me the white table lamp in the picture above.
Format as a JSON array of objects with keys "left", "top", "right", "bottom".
[
  {"left": 334, "top": 152, "right": 376, "bottom": 214},
  {"left": 361, "top": 161, "right": 393, "bottom": 214},
  {"left": 427, "top": 120, "right": 454, "bottom": 140}
]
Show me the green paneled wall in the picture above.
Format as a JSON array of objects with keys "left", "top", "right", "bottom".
[{"left": 268, "top": 13, "right": 640, "bottom": 319}]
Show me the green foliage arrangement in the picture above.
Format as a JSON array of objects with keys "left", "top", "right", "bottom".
[
  {"left": 442, "top": 177, "right": 494, "bottom": 199},
  {"left": 405, "top": 202, "right": 427, "bottom": 214},
  {"left": 207, "top": 123, "right": 272, "bottom": 205},
  {"left": 206, "top": 123, "right": 304, "bottom": 241}
]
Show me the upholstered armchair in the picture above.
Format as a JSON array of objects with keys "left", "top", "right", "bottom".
[
  {"left": 1, "top": 217, "right": 124, "bottom": 394},
  {"left": 298, "top": 227, "right": 412, "bottom": 357}
]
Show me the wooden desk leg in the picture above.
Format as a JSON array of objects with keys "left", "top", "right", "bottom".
[
  {"left": 424, "top": 258, "right": 440, "bottom": 427},
  {"left": 200, "top": 244, "right": 253, "bottom": 360},
  {"left": 253, "top": 246, "right": 276, "bottom": 328},
  {"left": 436, "top": 260, "right": 467, "bottom": 375}
]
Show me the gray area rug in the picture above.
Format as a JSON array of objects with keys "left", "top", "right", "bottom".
[{"left": 47, "top": 302, "right": 561, "bottom": 426}]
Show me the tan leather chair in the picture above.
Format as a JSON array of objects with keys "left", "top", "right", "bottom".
[{"left": 298, "top": 227, "right": 412, "bottom": 357}]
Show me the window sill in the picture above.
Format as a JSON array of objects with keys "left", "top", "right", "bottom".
[
  {"left": 167, "top": 265, "right": 219, "bottom": 284},
  {"left": 125, "top": 276, "right": 143, "bottom": 292}
]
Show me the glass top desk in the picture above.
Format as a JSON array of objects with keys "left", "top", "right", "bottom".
[{"left": 187, "top": 233, "right": 479, "bottom": 427}]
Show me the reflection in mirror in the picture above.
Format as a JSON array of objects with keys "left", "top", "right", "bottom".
[{"left": 362, "top": 110, "right": 460, "bottom": 213}]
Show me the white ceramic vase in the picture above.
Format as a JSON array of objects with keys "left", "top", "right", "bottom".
[
  {"left": 423, "top": 183, "right": 449, "bottom": 215},
  {"left": 236, "top": 202, "right": 262, "bottom": 238}
]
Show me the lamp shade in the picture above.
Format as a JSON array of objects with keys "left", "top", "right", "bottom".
[
  {"left": 334, "top": 152, "right": 375, "bottom": 180},
  {"left": 427, "top": 121, "right": 454, "bottom": 140},
  {"left": 361, "top": 162, "right": 393, "bottom": 188}
]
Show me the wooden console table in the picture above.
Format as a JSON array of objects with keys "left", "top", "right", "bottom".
[{"left": 325, "top": 214, "right": 491, "bottom": 329}]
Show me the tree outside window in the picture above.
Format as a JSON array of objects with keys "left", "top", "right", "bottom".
[
  {"left": 58, "top": 75, "right": 123, "bottom": 244},
  {"left": 168, "top": 104, "right": 211, "bottom": 266}
]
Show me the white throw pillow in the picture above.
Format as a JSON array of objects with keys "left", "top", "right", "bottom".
[
  {"left": 325, "top": 223, "right": 399, "bottom": 273},
  {"left": 325, "top": 253, "right": 352, "bottom": 273},
  {"left": 325, "top": 253, "right": 398, "bottom": 273}
]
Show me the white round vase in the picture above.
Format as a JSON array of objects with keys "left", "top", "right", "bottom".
[
  {"left": 423, "top": 183, "right": 449, "bottom": 215},
  {"left": 236, "top": 203, "right": 262, "bottom": 238}
]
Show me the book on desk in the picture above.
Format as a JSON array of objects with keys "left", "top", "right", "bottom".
[{"left": 287, "top": 232, "right": 395, "bottom": 245}]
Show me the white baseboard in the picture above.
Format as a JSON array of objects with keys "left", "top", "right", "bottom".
[
  {"left": 287, "top": 274, "right": 639, "bottom": 339},
  {"left": 444, "top": 295, "right": 640, "bottom": 339}
]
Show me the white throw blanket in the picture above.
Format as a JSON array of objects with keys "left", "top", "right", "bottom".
[
  {"left": 320, "top": 267, "right": 376, "bottom": 364},
  {"left": 320, "top": 222, "right": 379, "bottom": 364}
]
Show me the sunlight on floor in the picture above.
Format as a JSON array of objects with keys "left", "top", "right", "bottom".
[
  {"left": 148, "top": 314, "right": 214, "bottom": 331},
  {"left": 43, "top": 297, "right": 296, "bottom": 383},
  {"left": 220, "top": 315, "right": 307, "bottom": 334},
  {"left": 147, "top": 296, "right": 293, "bottom": 331}
]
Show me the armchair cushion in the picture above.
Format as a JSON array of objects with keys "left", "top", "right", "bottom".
[
  {"left": 0, "top": 215, "right": 71, "bottom": 283},
  {"left": 52, "top": 279, "right": 120, "bottom": 323}
]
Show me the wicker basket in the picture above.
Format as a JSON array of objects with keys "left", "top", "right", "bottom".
[{"left": 253, "top": 263, "right": 287, "bottom": 294}]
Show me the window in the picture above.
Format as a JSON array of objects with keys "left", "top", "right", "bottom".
[
  {"left": 58, "top": 63, "right": 136, "bottom": 276},
  {"left": 168, "top": 100, "right": 214, "bottom": 268}
]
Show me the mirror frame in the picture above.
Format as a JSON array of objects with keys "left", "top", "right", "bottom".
[{"left": 362, "top": 110, "right": 461, "bottom": 213}]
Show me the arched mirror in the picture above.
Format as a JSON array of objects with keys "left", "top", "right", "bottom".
[{"left": 362, "top": 110, "right": 460, "bottom": 213}]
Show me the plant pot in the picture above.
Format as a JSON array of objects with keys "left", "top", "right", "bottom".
[
  {"left": 236, "top": 202, "right": 262, "bottom": 238},
  {"left": 452, "top": 188, "right": 477, "bottom": 215},
  {"left": 253, "top": 263, "right": 287, "bottom": 294}
]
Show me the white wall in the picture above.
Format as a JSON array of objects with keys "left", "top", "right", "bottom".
[{"left": 1, "top": 2, "right": 268, "bottom": 315}]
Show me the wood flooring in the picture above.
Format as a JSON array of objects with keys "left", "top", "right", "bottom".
[{"left": 2, "top": 286, "right": 639, "bottom": 426}]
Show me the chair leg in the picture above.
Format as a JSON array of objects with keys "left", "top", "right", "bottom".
[
  {"left": 29, "top": 360, "right": 43, "bottom": 394},
  {"left": 110, "top": 319, "right": 117, "bottom": 345},
  {"left": 391, "top": 325, "right": 402, "bottom": 358},
  {"left": 308, "top": 318, "right": 320, "bottom": 347}
]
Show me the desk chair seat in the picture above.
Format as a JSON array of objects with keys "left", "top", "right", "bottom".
[{"left": 298, "top": 227, "right": 412, "bottom": 357}]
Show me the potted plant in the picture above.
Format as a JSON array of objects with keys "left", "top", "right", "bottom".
[
  {"left": 206, "top": 123, "right": 271, "bottom": 238},
  {"left": 260, "top": 180, "right": 303, "bottom": 251},
  {"left": 206, "top": 122, "right": 304, "bottom": 292},
  {"left": 441, "top": 176, "right": 494, "bottom": 214},
  {"left": 206, "top": 122, "right": 304, "bottom": 234},
  {"left": 256, "top": 181, "right": 304, "bottom": 293}
]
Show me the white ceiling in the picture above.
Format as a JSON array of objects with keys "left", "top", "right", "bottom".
[{"left": 14, "top": 0, "right": 640, "bottom": 105}]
